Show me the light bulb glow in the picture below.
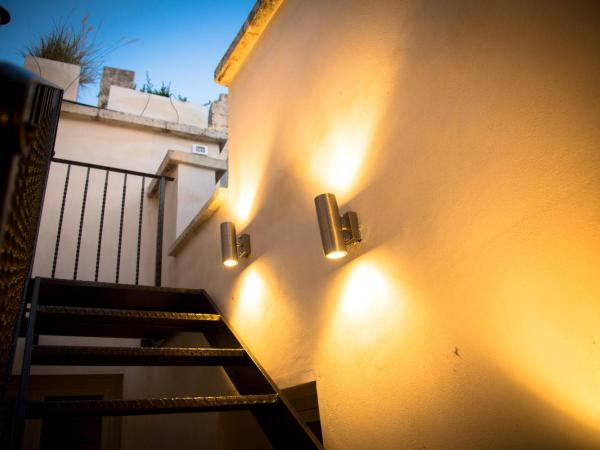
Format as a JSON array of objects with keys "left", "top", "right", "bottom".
[
  {"left": 326, "top": 250, "right": 348, "bottom": 260},
  {"left": 223, "top": 259, "right": 238, "bottom": 267}
]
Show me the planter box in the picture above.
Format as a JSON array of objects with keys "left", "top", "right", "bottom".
[{"left": 24, "top": 56, "right": 80, "bottom": 101}]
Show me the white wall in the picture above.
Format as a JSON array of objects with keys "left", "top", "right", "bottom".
[
  {"left": 107, "top": 85, "right": 209, "bottom": 129},
  {"left": 171, "top": 0, "right": 600, "bottom": 449}
]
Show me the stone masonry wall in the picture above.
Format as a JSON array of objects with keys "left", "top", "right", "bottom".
[{"left": 98, "top": 66, "right": 135, "bottom": 108}]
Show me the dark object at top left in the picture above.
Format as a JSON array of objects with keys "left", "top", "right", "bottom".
[{"left": 0, "top": 6, "right": 10, "bottom": 25}]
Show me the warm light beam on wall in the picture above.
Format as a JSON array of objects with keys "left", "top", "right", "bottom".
[
  {"left": 231, "top": 265, "right": 269, "bottom": 327},
  {"left": 311, "top": 117, "right": 374, "bottom": 195},
  {"left": 302, "top": 62, "right": 397, "bottom": 203},
  {"left": 315, "top": 251, "right": 437, "bottom": 438},
  {"left": 322, "top": 256, "right": 409, "bottom": 355},
  {"left": 235, "top": 190, "right": 256, "bottom": 226},
  {"left": 228, "top": 103, "right": 279, "bottom": 228},
  {"left": 339, "top": 263, "right": 392, "bottom": 320},
  {"left": 239, "top": 269, "right": 264, "bottom": 309}
]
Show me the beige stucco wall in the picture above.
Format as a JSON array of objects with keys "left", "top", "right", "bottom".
[
  {"left": 172, "top": 0, "right": 600, "bottom": 448},
  {"left": 174, "top": 163, "right": 223, "bottom": 237}
]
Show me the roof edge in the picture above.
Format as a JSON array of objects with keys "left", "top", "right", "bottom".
[
  {"left": 214, "top": 0, "right": 284, "bottom": 87},
  {"left": 61, "top": 100, "right": 228, "bottom": 143}
]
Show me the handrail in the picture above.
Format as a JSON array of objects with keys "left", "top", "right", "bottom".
[
  {"left": 50, "top": 158, "right": 173, "bottom": 286},
  {"left": 52, "top": 158, "right": 175, "bottom": 181}
]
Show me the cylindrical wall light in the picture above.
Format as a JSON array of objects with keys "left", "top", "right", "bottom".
[
  {"left": 220, "top": 222, "right": 251, "bottom": 267},
  {"left": 314, "top": 193, "right": 361, "bottom": 259}
]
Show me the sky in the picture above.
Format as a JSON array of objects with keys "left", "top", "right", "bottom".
[{"left": 0, "top": 0, "right": 255, "bottom": 105}]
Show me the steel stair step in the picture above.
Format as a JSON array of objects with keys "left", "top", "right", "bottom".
[
  {"left": 33, "top": 305, "right": 221, "bottom": 338},
  {"left": 17, "top": 278, "right": 324, "bottom": 448},
  {"left": 31, "top": 345, "right": 248, "bottom": 366},
  {"left": 26, "top": 394, "right": 280, "bottom": 418},
  {"left": 35, "top": 278, "right": 216, "bottom": 313}
]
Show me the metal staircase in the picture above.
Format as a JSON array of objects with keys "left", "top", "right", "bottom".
[
  {"left": 1, "top": 62, "right": 323, "bottom": 449},
  {"left": 13, "top": 277, "right": 323, "bottom": 449}
]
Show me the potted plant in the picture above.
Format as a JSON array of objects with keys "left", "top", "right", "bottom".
[{"left": 23, "top": 16, "right": 134, "bottom": 101}]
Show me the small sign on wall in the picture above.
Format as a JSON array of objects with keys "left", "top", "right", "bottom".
[{"left": 192, "top": 144, "right": 208, "bottom": 155}]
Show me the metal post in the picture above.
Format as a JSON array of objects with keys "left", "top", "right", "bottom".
[
  {"left": 11, "top": 278, "right": 40, "bottom": 450},
  {"left": 155, "top": 177, "right": 166, "bottom": 287}
]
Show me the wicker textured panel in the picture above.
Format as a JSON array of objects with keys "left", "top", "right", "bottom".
[
  {"left": 27, "top": 394, "right": 279, "bottom": 418},
  {"left": 36, "top": 305, "right": 221, "bottom": 322},
  {"left": 0, "top": 79, "right": 61, "bottom": 395}
]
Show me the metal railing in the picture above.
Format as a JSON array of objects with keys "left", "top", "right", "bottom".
[{"left": 49, "top": 158, "right": 173, "bottom": 287}]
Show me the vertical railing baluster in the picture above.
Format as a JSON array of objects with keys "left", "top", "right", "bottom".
[
  {"left": 73, "top": 167, "right": 90, "bottom": 279},
  {"left": 135, "top": 176, "right": 145, "bottom": 285},
  {"left": 51, "top": 164, "right": 71, "bottom": 278},
  {"left": 116, "top": 173, "right": 127, "bottom": 283},
  {"left": 155, "top": 176, "right": 166, "bottom": 287},
  {"left": 94, "top": 170, "right": 109, "bottom": 282}
]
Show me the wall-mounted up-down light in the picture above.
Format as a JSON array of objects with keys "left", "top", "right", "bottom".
[
  {"left": 314, "top": 193, "right": 361, "bottom": 259},
  {"left": 220, "top": 222, "right": 251, "bottom": 267}
]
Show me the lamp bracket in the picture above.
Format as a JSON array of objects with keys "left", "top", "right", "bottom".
[
  {"left": 237, "top": 234, "right": 251, "bottom": 258},
  {"left": 341, "top": 211, "right": 361, "bottom": 247}
]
